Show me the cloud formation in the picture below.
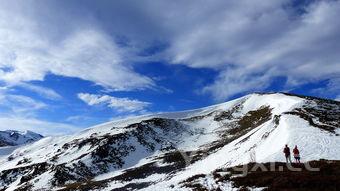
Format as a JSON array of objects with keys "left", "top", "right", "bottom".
[
  {"left": 0, "top": 116, "right": 81, "bottom": 136},
  {"left": 78, "top": 93, "right": 151, "bottom": 112},
  {"left": 19, "top": 83, "right": 62, "bottom": 100},
  {"left": 161, "top": 0, "right": 340, "bottom": 99},
  {"left": 0, "top": 91, "right": 46, "bottom": 114},
  {"left": 0, "top": 2, "right": 153, "bottom": 91},
  {"left": 0, "top": 89, "right": 80, "bottom": 135},
  {"left": 52, "top": 0, "right": 340, "bottom": 100},
  {"left": 1, "top": 0, "right": 339, "bottom": 101}
]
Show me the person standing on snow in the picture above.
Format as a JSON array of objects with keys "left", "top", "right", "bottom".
[
  {"left": 293, "top": 145, "right": 301, "bottom": 163},
  {"left": 283, "top": 144, "right": 292, "bottom": 163}
]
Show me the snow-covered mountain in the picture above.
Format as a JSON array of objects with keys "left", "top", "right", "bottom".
[
  {"left": 0, "top": 93, "right": 339, "bottom": 190},
  {"left": 0, "top": 130, "right": 43, "bottom": 147}
]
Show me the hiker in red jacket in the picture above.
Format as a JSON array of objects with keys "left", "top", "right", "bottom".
[
  {"left": 283, "top": 144, "right": 292, "bottom": 163},
  {"left": 293, "top": 145, "right": 301, "bottom": 163}
]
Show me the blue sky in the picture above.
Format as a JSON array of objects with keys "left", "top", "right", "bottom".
[{"left": 0, "top": 0, "right": 339, "bottom": 135}]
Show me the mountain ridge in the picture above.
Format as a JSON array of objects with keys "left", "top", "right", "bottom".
[
  {"left": 0, "top": 92, "right": 339, "bottom": 190},
  {"left": 254, "top": 92, "right": 340, "bottom": 103},
  {"left": 0, "top": 130, "right": 43, "bottom": 147}
]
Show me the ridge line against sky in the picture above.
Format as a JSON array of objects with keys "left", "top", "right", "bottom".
[{"left": 0, "top": 0, "right": 339, "bottom": 135}]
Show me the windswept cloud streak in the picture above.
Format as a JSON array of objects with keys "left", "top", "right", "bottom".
[
  {"left": 0, "top": 91, "right": 46, "bottom": 114},
  {"left": 78, "top": 93, "right": 151, "bottom": 112},
  {"left": 19, "top": 83, "right": 62, "bottom": 100},
  {"left": 0, "top": 90, "right": 80, "bottom": 135},
  {"left": 0, "top": 116, "right": 81, "bottom": 136}
]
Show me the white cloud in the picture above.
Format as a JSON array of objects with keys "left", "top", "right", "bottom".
[
  {"left": 0, "top": 89, "right": 79, "bottom": 135},
  {"left": 160, "top": 0, "right": 340, "bottom": 100},
  {"left": 75, "top": 0, "right": 340, "bottom": 100},
  {"left": 0, "top": 3, "right": 154, "bottom": 91},
  {"left": 336, "top": 96, "right": 340, "bottom": 101},
  {"left": 0, "top": 116, "right": 81, "bottom": 136},
  {"left": 19, "top": 83, "right": 62, "bottom": 100},
  {"left": 0, "top": 91, "right": 47, "bottom": 114},
  {"left": 40, "top": 0, "right": 338, "bottom": 100},
  {"left": 311, "top": 78, "right": 340, "bottom": 100},
  {"left": 66, "top": 115, "right": 89, "bottom": 123},
  {"left": 202, "top": 69, "right": 272, "bottom": 99},
  {"left": 78, "top": 93, "right": 151, "bottom": 112},
  {"left": 0, "top": 90, "right": 76, "bottom": 135}
]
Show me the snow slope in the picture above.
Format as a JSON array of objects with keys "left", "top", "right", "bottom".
[{"left": 0, "top": 93, "right": 338, "bottom": 191}]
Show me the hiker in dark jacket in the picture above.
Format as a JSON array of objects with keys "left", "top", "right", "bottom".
[
  {"left": 283, "top": 144, "right": 292, "bottom": 163},
  {"left": 293, "top": 145, "right": 301, "bottom": 163}
]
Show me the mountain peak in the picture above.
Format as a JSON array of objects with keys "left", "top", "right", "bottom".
[{"left": 0, "top": 130, "right": 43, "bottom": 147}]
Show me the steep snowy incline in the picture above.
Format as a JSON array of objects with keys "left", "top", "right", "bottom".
[{"left": 0, "top": 93, "right": 338, "bottom": 191}]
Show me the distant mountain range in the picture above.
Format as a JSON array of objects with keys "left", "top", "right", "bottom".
[
  {"left": 0, "top": 130, "right": 43, "bottom": 147},
  {"left": 0, "top": 93, "right": 339, "bottom": 190}
]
